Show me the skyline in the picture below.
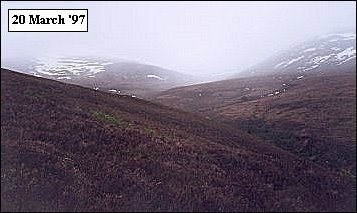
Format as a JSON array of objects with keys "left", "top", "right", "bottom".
[{"left": 1, "top": 1, "right": 356, "bottom": 75}]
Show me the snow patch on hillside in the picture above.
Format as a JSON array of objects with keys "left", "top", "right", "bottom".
[
  {"left": 303, "top": 64, "right": 319, "bottom": 72},
  {"left": 303, "top": 47, "right": 316, "bottom": 52},
  {"left": 335, "top": 47, "right": 356, "bottom": 61},
  {"left": 312, "top": 55, "right": 331, "bottom": 64},
  {"left": 147, "top": 74, "right": 164, "bottom": 80},
  {"left": 57, "top": 76, "right": 71, "bottom": 80},
  {"left": 285, "top": 56, "right": 304, "bottom": 67},
  {"left": 34, "top": 57, "right": 112, "bottom": 78},
  {"left": 274, "top": 61, "right": 286, "bottom": 69}
]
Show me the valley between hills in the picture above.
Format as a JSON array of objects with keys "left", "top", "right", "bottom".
[{"left": 1, "top": 32, "right": 356, "bottom": 212}]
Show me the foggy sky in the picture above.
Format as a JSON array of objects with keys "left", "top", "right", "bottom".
[{"left": 1, "top": 1, "right": 356, "bottom": 75}]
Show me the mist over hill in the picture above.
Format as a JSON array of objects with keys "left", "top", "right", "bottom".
[
  {"left": 1, "top": 1, "right": 356, "bottom": 212},
  {"left": 1, "top": 56, "right": 199, "bottom": 98},
  {"left": 236, "top": 32, "right": 356, "bottom": 77}
]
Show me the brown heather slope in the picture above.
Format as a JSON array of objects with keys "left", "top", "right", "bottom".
[
  {"left": 1, "top": 68, "right": 356, "bottom": 211},
  {"left": 154, "top": 69, "right": 357, "bottom": 176}
]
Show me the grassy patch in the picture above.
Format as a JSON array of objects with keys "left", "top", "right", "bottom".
[
  {"left": 23, "top": 89, "right": 42, "bottom": 100},
  {"left": 91, "top": 110, "right": 123, "bottom": 126},
  {"left": 143, "top": 126, "right": 169, "bottom": 140},
  {"left": 236, "top": 119, "right": 356, "bottom": 174},
  {"left": 144, "top": 127, "right": 156, "bottom": 135}
]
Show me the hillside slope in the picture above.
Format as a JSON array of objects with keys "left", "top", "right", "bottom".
[
  {"left": 1, "top": 68, "right": 355, "bottom": 211},
  {"left": 237, "top": 32, "right": 356, "bottom": 77},
  {"left": 154, "top": 69, "right": 356, "bottom": 175},
  {"left": 76, "top": 62, "right": 197, "bottom": 98},
  {"left": 1, "top": 56, "right": 197, "bottom": 98}
]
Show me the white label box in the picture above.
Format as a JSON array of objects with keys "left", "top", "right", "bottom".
[{"left": 8, "top": 9, "right": 88, "bottom": 32}]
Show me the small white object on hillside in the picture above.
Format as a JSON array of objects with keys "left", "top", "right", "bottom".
[
  {"left": 108, "top": 89, "right": 120, "bottom": 94},
  {"left": 147, "top": 74, "right": 164, "bottom": 80}
]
